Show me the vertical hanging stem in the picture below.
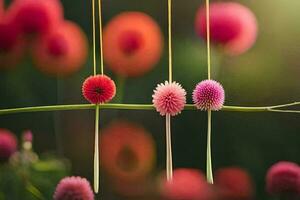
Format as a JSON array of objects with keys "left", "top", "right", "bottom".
[
  {"left": 94, "top": 105, "right": 100, "bottom": 193},
  {"left": 166, "top": 0, "right": 173, "bottom": 181},
  {"left": 166, "top": 114, "right": 173, "bottom": 180},
  {"left": 206, "top": 0, "right": 211, "bottom": 80},
  {"left": 205, "top": 0, "right": 214, "bottom": 184},
  {"left": 98, "top": 0, "right": 104, "bottom": 75},
  {"left": 92, "top": 0, "right": 97, "bottom": 75},
  {"left": 206, "top": 110, "right": 213, "bottom": 183}
]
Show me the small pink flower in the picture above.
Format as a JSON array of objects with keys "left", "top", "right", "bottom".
[
  {"left": 152, "top": 81, "right": 186, "bottom": 116},
  {"left": 266, "top": 161, "right": 300, "bottom": 197},
  {"left": 22, "top": 130, "right": 33, "bottom": 142},
  {"left": 82, "top": 75, "right": 116, "bottom": 104},
  {"left": 0, "top": 129, "right": 17, "bottom": 162},
  {"left": 193, "top": 79, "right": 225, "bottom": 111},
  {"left": 53, "top": 176, "right": 94, "bottom": 200}
]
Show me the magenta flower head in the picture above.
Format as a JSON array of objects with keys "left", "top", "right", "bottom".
[
  {"left": 152, "top": 81, "right": 186, "bottom": 116},
  {"left": 82, "top": 75, "right": 116, "bottom": 104},
  {"left": 0, "top": 129, "right": 17, "bottom": 162},
  {"left": 266, "top": 161, "right": 300, "bottom": 198},
  {"left": 53, "top": 176, "right": 94, "bottom": 200},
  {"left": 193, "top": 79, "right": 225, "bottom": 111},
  {"left": 195, "top": 2, "right": 257, "bottom": 56}
]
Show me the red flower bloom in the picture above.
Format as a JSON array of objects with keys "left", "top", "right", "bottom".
[
  {"left": 195, "top": 2, "right": 257, "bottom": 56},
  {"left": 0, "top": 129, "right": 17, "bottom": 162},
  {"left": 214, "top": 167, "right": 254, "bottom": 200},
  {"left": 103, "top": 12, "right": 163, "bottom": 77},
  {"left": 266, "top": 161, "right": 300, "bottom": 198},
  {"left": 82, "top": 75, "right": 116, "bottom": 104},
  {"left": 100, "top": 121, "right": 155, "bottom": 181},
  {"left": 8, "top": 0, "right": 63, "bottom": 36},
  {"left": 32, "top": 20, "right": 88, "bottom": 76},
  {"left": 160, "top": 168, "right": 213, "bottom": 200}
]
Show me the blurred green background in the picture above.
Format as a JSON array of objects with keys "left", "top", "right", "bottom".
[{"left": 1, "top": 0, "right": 300, "bottom": 199}]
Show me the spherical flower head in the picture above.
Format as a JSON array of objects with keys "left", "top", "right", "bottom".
[
  {"left": 160, "top": 168, "right": 213, "bottom": 200},
  {"left": 215, "top": 167, "right": 254, "bottom": 200},
  {"left": 152, "top": 81, "right": 186, "bottom": 116},
  {"left": 100, "top": 121, "right": 155, "bottom": 181},
  {"left": 53, "top": 176, "right": 94, "bottom": 200},
  {"left": 32, "top": 20, "right": 88, "bottom": 76},
  {"left": 82, "top": 75, "right": 116, "bottom": 104},
  {"left": 193, "top": 80, "right": 225, "bottom": 111},
  {"left": 8, "top": 0, "right": 63, "bottom": 36},
  {"left": 103, "top": 12, "right": 163, "bottom": 77},
  {"left": 266, "top": 161, "right": 300, "bottom": 197},
  {"left": 195, "top": 2, "right": 257, "bottom": 56},
  {"left": 0, "top": 129, "right": 17, "bottom": 162}
]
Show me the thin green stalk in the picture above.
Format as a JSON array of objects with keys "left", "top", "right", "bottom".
[
  {"left": 94, "top": 105, "right": 100, "bottom": 193},
  {"left": 26, "top": 182, "right": 45, "bottom": 200},
  {"left": 1, "top": 102, "right": 300, "bottom": 115},
  {"left": 206, "top": 110, "right": 213, "bottom": 184},
  {"left": 166, "top": 114, "right": 173, "bottom": 181}
]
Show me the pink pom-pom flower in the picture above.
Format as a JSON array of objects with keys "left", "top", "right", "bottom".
[
  {"left": 195, "top": 2, "right": 257, "bottom": 56},
  {"left": 53, "top": 176, "right": 94, "bottom": 200},
  {"left": 160, "top": 168, "right": 213, "bottom": 200},
  {"left": 192, "top": 79, "right": 225, "bottom": 111},
  {"left": 266, "top": 161, "right": 300, "bottom": 198},
  {"left": 0, "top": 129, "right": 17, "bottom": 162},
  {"left": 82, "top": 75, "right": 116, "bottom": 104},
  {"left": 152, "top": 81, "right": 186, "bottom": 116}
]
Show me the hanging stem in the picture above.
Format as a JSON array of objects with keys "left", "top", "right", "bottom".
[
  {"left": 98, "top": 0, "right": 104, "bottom": 75},
  {"left": 205, "top": 0, "right": 214, "bottom": 183},
  {"left": 94, "top": 105, "right": 100, "bottom": 193},
  {"left": 206, "top": 110, "right": 213, "bottom": 183},
  {"left": 166, "top": 114, "right": 173, "bottom": 180},
  {"left": 165, "top": 0, "right": 174, "bottom": 181}
]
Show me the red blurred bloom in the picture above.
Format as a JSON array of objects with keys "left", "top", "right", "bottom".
[
  {"left": 82, "top": 75, "right": 116, "bottom": 104},
  {"left": 103, "top": 12, "right": 163, "bottom": 77},
  {"left": 266, "top": 161, "right": 300, "bottom": 198},
  {"left": 0, "top": 129, "right": 17, "bottom": 162},
  {"left": 8, "top": 0, "right": 63, "bottom": 36},
  {"left": 214, "top": 167, "right": 254, "bottom": 200},
  {"left": 195, "top": 2, "right": 257, "bottom": 56},
  {"left": 32, "top": 20, "right": 88, "bottom": 76},
  {"left": 0, "top": 13, "right": 24, "bottom": 69},
  {"left": 100, "top": 121, "right": 155, "bottom": 181},
  {"left": 53, "top": 176, "right": 94, "bottom": 200},
  {"left": 161, "top": 168, "right": 213, "bottom": 200}
]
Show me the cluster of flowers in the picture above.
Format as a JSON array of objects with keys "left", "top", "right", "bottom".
[
  {"left": 0, "top": 0, "right": 88, "bottom": 76},
  {"left": 81, "top": 1, "right": 258, "bottom": 112}
]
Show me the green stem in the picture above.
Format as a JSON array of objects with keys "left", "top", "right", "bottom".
[
  {"left": 26, "top": 182, "right": 45, "bottom": 200},
  {"left": 206, "top": 110, "right": 213, "bottom": 184},
  {"left": 94, "top": 105, "right": 99, "bottom": 193},
  {"left": 0, "top": 102, "right": 300, "bottom": 115}
]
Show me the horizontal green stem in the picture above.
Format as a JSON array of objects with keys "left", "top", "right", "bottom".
[{"left": 0, "top": 102, "right": 299, "bottom": 115}]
